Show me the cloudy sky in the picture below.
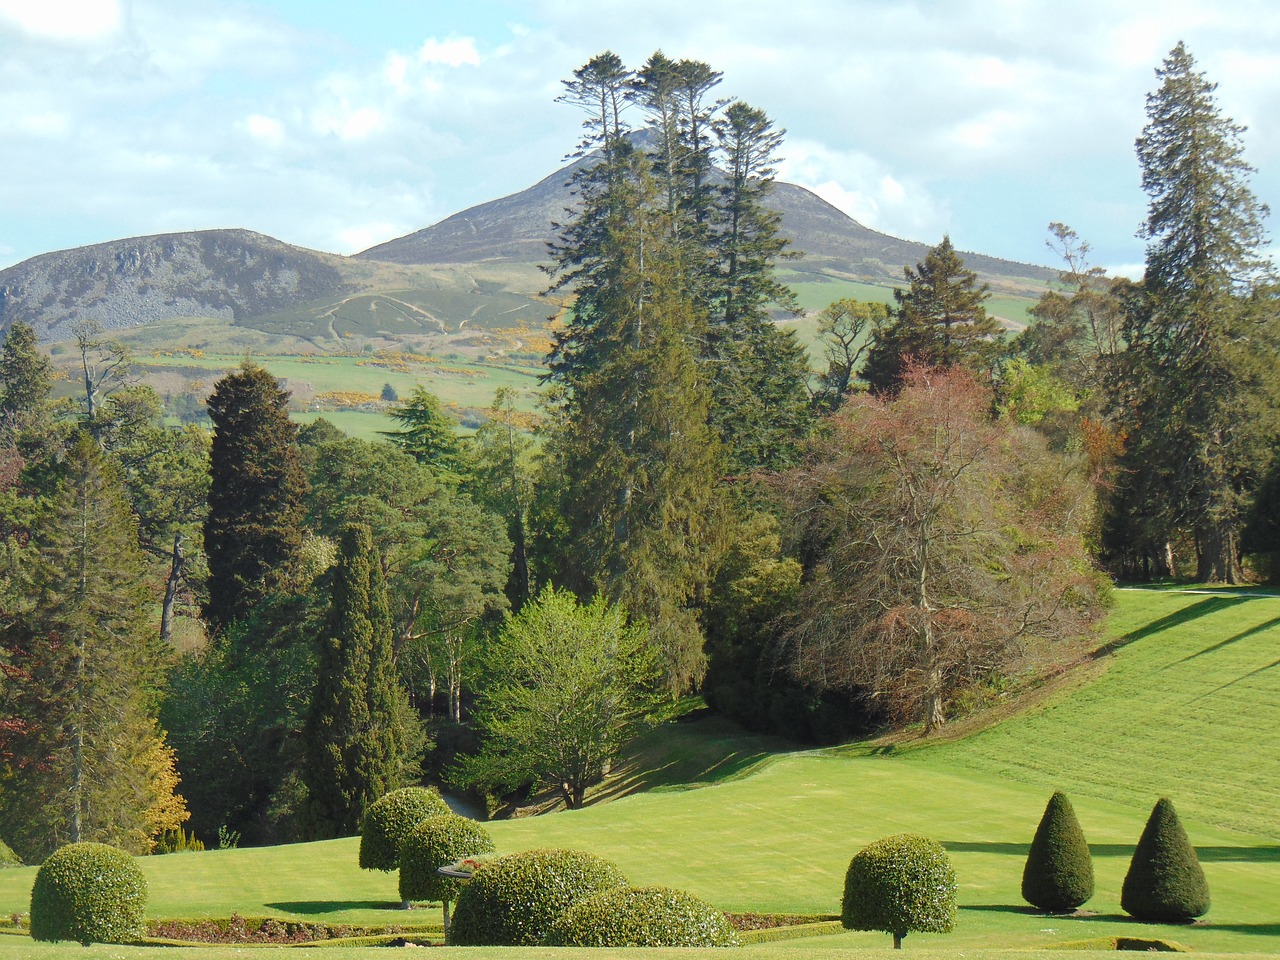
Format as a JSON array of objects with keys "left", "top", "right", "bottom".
[{"left": 2, "top": 0, "right": 1278, "bottom": 276}]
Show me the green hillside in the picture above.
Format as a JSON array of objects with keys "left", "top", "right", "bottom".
[{"left": 2, "top": 590, "right": 1277, "bottom": 956}]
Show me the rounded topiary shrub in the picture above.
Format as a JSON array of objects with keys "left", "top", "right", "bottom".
[
  {"left": 543, "top": 884, "right": 741, "bottom": 947},
  {"left": 399, "top": 813, "right": 495, "bottom": 904},
  {"left": 449, "top": 848, "right": 628, "bottom": 946},
  {"left": 359, "top": 786, "right": 450, "bottom": 871},
  {"left": 1022, "top": 791, "right": 1094, "bottom": 912},
  {"left": 1121, "top": 798, "right": 1209, "bottom": 922},
  {"left": 30, "top": 842, "right": 147, "bottom": 945},
  {"left": 842, "top": 834, "right": 957, "bottom": 949}
]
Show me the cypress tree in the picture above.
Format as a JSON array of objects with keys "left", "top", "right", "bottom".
[
  {"left": 203, "top": 363, "right": 306, "bottom": 633},
  {"left": 1021, "top": 791, "right": 1094, "bottom": 912},
  {"left": 300, "top": 523, "right": 411, "bottom": 840},
  {"left": 1121, "top": 798, "right": 1210, "bottom": 922}
]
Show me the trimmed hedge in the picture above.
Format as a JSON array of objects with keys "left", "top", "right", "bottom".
[
  {"left": 358, "top": 786, "right": 450, "bottom": 872},
  {"left": 1121, "top": 798, "right": 1210, "bottom": 922},
  {"left": 842, "top": 833, "right": 957, "bottom": 949},
  {"left": 398, "top": 813, "right": 495, "bottom": 904},
  {"left": 449, "top": 848, "right": 627, "bottom": 946},
  {"left": 1022, "top": 791, "right": 1094, "bottom": 912},
  {"left": 543, "top": 885, "right": 741, "bottom": 947},
  {"left": 30, "top": 842, "right": 148, "bottom": 945}
]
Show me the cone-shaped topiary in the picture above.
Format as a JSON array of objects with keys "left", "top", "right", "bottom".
[
  {"left": 1022, "top": 791, "right": 1094, "bottom": 912},
  {"left": 1121, "top": 798, "right": 1209, "bottom": 922},
  {"left": 30, "top": 843, "right": 147, "bottom": 945},
  {"left": 358, "top": 786, "right": 450, "bottom": 871},
  {"left": 543, "top": 885, "right": 741, "bottom": 947},
  {"left": 842, "top": 834, "right": 957, "bottom": 949},
  {"left": 450, "top": 848, "right": 628, "bottom": 946},
  {"left": 398, "top": 812, "right": 495, "bottom": 940}
]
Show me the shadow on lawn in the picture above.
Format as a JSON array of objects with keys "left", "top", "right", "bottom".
[
  {"left": 1176, "top": 615, "right": 1280, "bottom": 663},
  {"left": 944, "top": 842, "right": 1280, "bottom": 863},
  {"left": 265, "top": 901, "right": 403, "bottom": 914},
  {"left": 1094, "top": 596, "right": 1250, "bottom": 659}
]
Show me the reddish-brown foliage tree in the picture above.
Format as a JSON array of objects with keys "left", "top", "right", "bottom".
[{"left": 778, "top": 365, "right": 1107, "bottom": 732}]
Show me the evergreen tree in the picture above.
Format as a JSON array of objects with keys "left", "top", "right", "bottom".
[
  {"left": 0, "top": 432, "right": 183, "bottom": 860},
  {"left": 706, "top": 100, "right": 812, "bottom": 470},
  {"left": 0, "top": 321, "right": 53, "bottom": 436},
  {"left": 203, "top": 364, "right": 307, "bottom": 633},
  {"left": 544, "top": 132, "right": 724, "bottom": 695},
  {"left": 862, "top": 236, "right": 999, "bottom": 394},
  {"left": 1121, "top": 797, "right": 1210, "bottom": 921},
  {"left": 300, "top": 523, "right": 414, "bottom": 840},
  {"left": 1112, "top": 42, "right": 1276, "bottom": 583},
  {"left": 1021, "top": 792, "right": 1094, "bottom": 912},
  {"left": 381, "top": 386, "right": 463, "bottom": 479}
]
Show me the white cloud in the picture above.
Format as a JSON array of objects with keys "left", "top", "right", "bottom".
[
  {"left": 0, "top": 0, "right": 121, "bottom": 42},
  {"left": 779, "top": 140, "right": 948, "bottom": 243},
  {"left": 418, "top": 36, "right": 480, "bottom": 67},
  {"left": 334, "top": 222, "right": 411, "bottom": 255},
  {"left": 246, "top": 114, "right": 285, "bottom": 146}
]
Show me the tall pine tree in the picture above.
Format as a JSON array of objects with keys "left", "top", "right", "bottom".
[
  {"left": 546, "top": 57, "right": 724, "bottom": 694},
  {"left": 300, "top": 523, "right": 414, "bottom": 839},
  {"left": 1112, "top": 42, "right": 1276, "bottom": 582}
]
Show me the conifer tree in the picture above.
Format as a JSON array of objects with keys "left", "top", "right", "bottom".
[
  {"left": 1121, "top": 797, "right": 1210, "bottom": 921},
  {"left": 1112, "top": 42, "right": 1276, "bottom": 583},
  {"left": 203, "top": 363, "right": 307, "bottom": 632},
  {"left": 381, "top": 386, "right": 463, "bottom": 480},
  {"left": 862, "top": 236, "right": 998, "bottom": 394},
  {"left": 300, "top": 523, "right": 414, "bottom": 840},
  {"left": 0, "top": 321, "right": 52, "bottom": 437},
  {"left": 1021, "top": 791, "right": 1094, "bottom": 912},
  {"left": 545, "top": 57, "right": 724, "bottom": 695},
  {"left": 0, "top": 432, "right": 183, "bottom": 860},
  {"left": 706, "top": 100, "right": 812, "bottom": 470}
]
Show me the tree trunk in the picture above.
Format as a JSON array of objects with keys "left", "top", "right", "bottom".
[
  {"left": 893, "top": 933, "right": 903, "bottom": 949},
  {"left": 160, "top": 532, "right": 186, "bottom": 646},
  {"left": 1197, "top": 523, "right": 1240, "bottom": 584}
]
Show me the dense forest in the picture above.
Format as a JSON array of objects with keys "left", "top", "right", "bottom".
[{"left": 1, "top": 42, "right": 1276, "bottom": 863}]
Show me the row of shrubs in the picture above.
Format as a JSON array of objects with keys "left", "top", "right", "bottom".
[
  {"left": 357, "top": 787, "right": 739, "bottom": 946},
  {"left": 23, "top": 785, "right": 1210, "bottom": 947}
]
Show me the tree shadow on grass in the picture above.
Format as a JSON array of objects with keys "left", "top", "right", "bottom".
[
  {"left": 1094, "top": 596, "right": 1250, "bottom": 659},
  {"left": 265, "top": 901, "right": 403, "bottom": 915},
  {"left": 944, "top": 841, "right": 1280, "bottom": 863},
  {"left": 1176, "top": 616, "right": 1280, "bottom": 663}
]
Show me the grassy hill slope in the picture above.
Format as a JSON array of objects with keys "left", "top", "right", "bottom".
[{"left": 2, "top": 591, "right": 1277, "bottom": 955}]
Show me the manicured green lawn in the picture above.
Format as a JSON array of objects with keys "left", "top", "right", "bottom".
[
  {"left": 906, "top": 588, "right": 1280, "bottom": 837},
  {"left": 2, "top": 591, "right": 1277, "bottom": 955}
]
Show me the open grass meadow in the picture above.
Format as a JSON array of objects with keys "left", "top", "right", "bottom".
[{"left": 1, "top": 590, "right": 1277, "bottom": 957}]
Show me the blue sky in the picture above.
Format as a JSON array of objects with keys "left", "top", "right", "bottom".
[{"left": 2, "top": 0, "right": 1278, "bottom": 277}]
